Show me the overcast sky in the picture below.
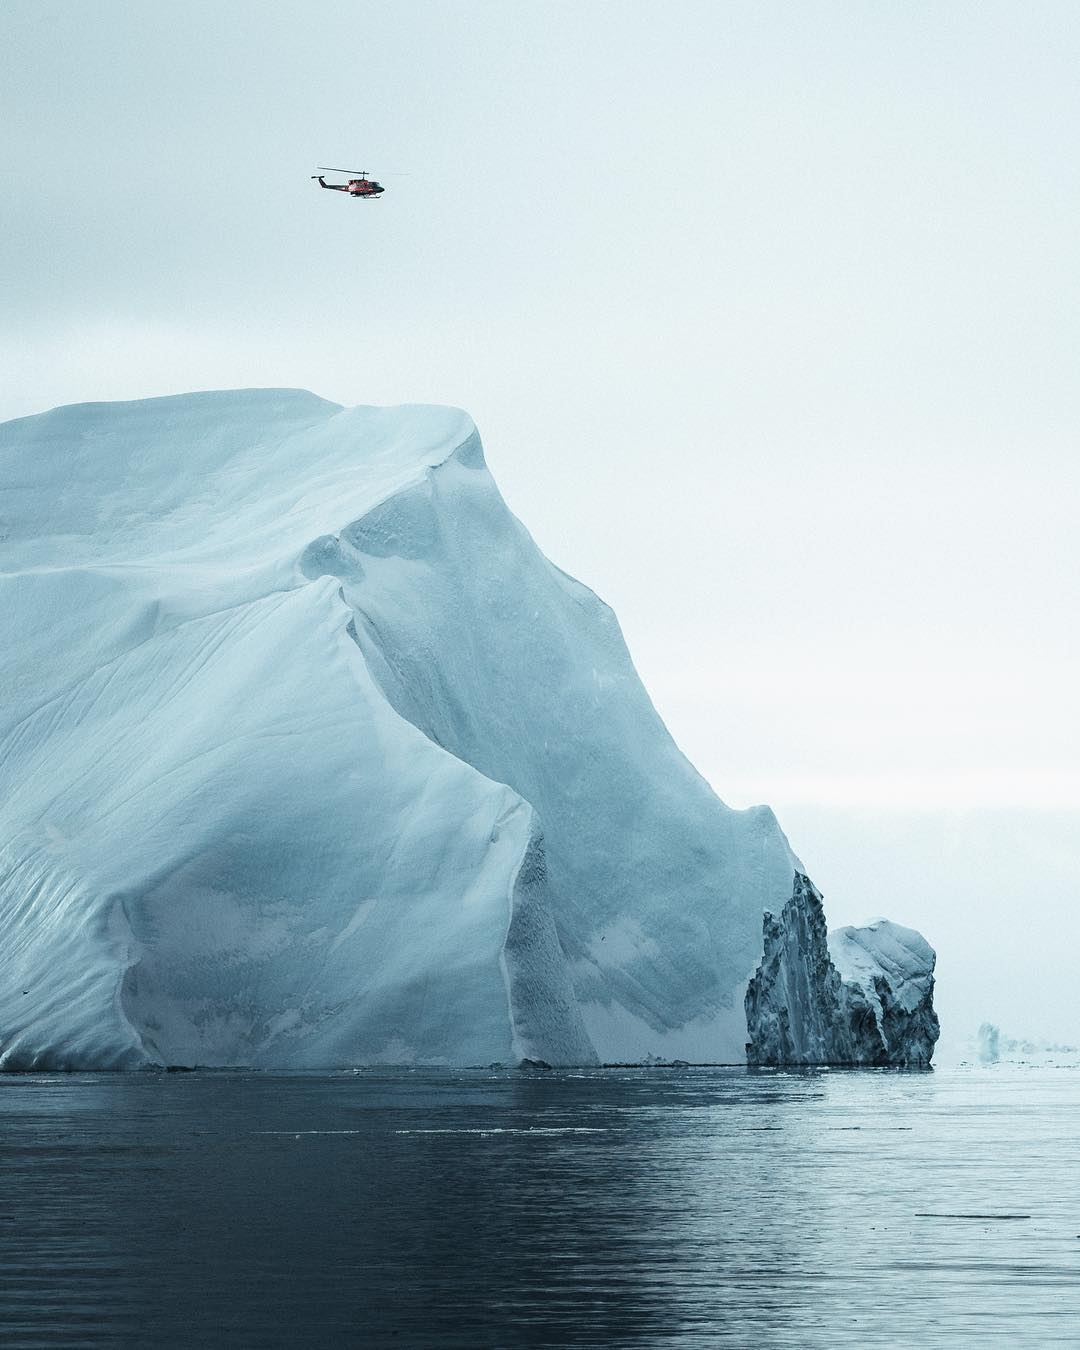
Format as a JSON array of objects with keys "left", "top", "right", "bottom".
[{"left": 3, "top": 1, "right": 1078, "bottom": 1049}]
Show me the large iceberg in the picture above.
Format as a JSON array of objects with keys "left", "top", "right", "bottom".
[
  {"left": 0, "top": 389, "right": 811, "bottom": 1069},
  {"left": 744, "top": 873, "right": 939, "bottom": 1066}
]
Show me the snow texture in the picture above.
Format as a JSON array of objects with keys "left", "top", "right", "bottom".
[
  {"left": 745, "top": 873, "right": 939, "bottom": 1066},
  {"left": 0, "top": 389, "right": 804, "bottom": 1069}
]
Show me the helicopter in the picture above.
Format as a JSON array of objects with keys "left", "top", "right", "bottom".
[{"left": 312, "top": 167, "right": 385, "bottom": 198}]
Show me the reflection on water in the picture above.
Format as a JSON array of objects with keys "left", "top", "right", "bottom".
[{"left": 1, "top": 1066, "right": 1078, "bottom": 1346}]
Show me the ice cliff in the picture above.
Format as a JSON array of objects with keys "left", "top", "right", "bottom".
[
  {"left": 744, "top": 873, "right": 939, "bottom": 1066},
  {"left": 0, "top": 390, "right": 935, "bottom": 1070},
  {"left": 0, "top": 389, "right": 808, "bottom": 1069}
]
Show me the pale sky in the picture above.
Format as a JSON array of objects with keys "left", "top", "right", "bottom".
[{"left": 2, "top": 1, "right": 1078, "bottom": 1049}]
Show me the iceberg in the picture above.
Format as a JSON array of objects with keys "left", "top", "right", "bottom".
[
  {"left": 976, "top": 1023, "right": 1002, "bottom": 1063},
  {"left": 972, "top": 1024, "right": 1077, "bottom": 1064},
  {"left": 0, "top": 388, "right": 815, "bottom": 1069},
  {"left": 744, "top": 873, "right": 939, "bottom": 1066}
]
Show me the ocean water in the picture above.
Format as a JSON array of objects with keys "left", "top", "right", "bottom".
[{"left": 1, "top": 1065, "right": 1078, "bottom": 1347}]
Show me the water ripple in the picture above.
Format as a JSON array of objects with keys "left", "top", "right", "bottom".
[{"left": 1, "top": 1065, "right": 1078, "bottom": 1346}]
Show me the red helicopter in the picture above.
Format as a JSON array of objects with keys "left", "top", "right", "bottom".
[{"left": 312, "top": 167, "right": 385, "bottom": 198}]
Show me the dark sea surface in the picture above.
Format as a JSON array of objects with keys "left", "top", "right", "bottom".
[{"left": 1, "top": 1065, "right": 1078, "bottom": 1347}]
